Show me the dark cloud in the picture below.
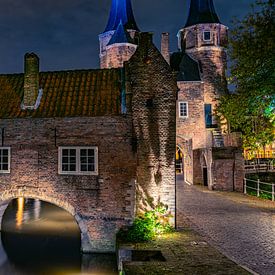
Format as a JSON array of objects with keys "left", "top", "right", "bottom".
[{"left": 0, "top": 0, "right": 255, "bottom": 73}]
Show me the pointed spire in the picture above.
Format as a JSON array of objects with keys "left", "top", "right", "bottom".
[
  {"left": 107, "top": 20, "right": 134, "bottom": 46},
  {"left": 104, "top": 0, "right": 140, "bottom": 32},
  {"left": 185, "top": 0, "right": 220, "bottom": 28}
]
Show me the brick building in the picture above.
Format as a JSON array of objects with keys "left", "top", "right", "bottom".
[
  {"left": 0, "top": 0, "right": 176, "bottom": 253},
  {"left": 170, "top": 0, "right": 244, "bottom": 191},
  {"left": 0, "top": 0, "right": 244, "bottom": 253}
]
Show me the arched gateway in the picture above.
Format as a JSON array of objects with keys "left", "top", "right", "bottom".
[
  {"left": 0, "top": 0, "right": 178, "bottom": 254},
  {"left": 0, "top": 190, "right": 90, "bottom": 252}
]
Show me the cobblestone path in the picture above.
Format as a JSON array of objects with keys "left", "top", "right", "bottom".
[{"left": 176, "top": 175, "right": 275, "bottom": 275}]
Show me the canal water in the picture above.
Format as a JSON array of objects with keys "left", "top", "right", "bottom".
[{"left": 0, "top": 198, "right": 117, "bottom": 275}]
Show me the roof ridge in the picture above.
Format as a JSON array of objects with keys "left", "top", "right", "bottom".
[{"left": 0, "top": 68, "right": 120, "bottom": 77}]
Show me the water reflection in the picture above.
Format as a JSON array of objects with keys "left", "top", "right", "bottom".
[
  {"left": 16, "top": 197, "right": 24, "bottom": 229},
  {"left": 0, "top": 198, "right": 117, "bottom": 275}
]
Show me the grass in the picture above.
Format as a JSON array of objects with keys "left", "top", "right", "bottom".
[{"left": 246, "top": 179, "right": 274, "bottom": 201}]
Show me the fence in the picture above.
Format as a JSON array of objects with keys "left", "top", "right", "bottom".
[
  {"left": 245, "top": 160, "right": 275, "bottom": 174},
  {"left": 244, "top": 178, "right": 275, "bottom": 201}
]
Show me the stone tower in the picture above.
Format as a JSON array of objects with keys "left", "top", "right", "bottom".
[
  {"left": 99, "top": 0, "right": 140, "bottom": 69},
  {"left": 172, "top": 0, "right": 244, "bottom": 192},
  {"left": 177, "top": 0, "right": 228, "bottom": 123}
]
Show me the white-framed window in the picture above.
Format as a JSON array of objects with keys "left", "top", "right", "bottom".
[
  {"left": 58, "top": 147, "right": 98, "bottom": 175},
  {"left": 203, "top": 31, "right": 211, "bottom": 41},
  {"left": 179, "top": 102, "right": 188, "bottom": 118},
  {"left": 0, "top": 147, "right": 11, "bottom": 173}
]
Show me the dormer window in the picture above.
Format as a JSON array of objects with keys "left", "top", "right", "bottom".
[{"left": 203, "top": 31, "right": 211, "bottom": 41}]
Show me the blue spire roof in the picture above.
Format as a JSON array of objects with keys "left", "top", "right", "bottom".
[
  {"left": 104, "top": 0, "right": 140, "bottom": 32},
  {"left": 107, "top": 20, "right": 134, "bottom": 46},
  {"left": 185, "top": 0, "right": 220, "bottom": 27}
]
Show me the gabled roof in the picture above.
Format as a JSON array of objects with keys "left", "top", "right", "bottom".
[
  {"left": 104, "top": 0, "right": 140, "bottom": 32},
  {"left": 170, "top": 52, "right": 201, "bottom": 82},
  {"left": 0, "top": 69, "right": 122, "bottom": 119},
  {"left": 185, "top": 0, "right": 220, "bottom": 28},
  {"left": 107, "top": 20, "right": 134, "bottom": 46}
]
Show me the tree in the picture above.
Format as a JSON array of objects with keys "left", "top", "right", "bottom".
[{"left": 217, "top": 0, "right": 275, "bottom": 150}]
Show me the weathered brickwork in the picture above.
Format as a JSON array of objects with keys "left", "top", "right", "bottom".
[
  {"left": 175, "top": 19, "right": 244, "bottom": 190},
  {"left": 192, "top": 148, "right": 245, "bottom": 191},
  {"left": 126, "top": 33, "right": 177, "bottom": 223},
  {"left": 0, "top": 116, "right": 137, "bottom": 252},
  {"left": 105, "top": 44, "right": 137, "bottom": 69},
  {"left": 177, "top": 82, "right": 205, "bottom": 149},
  {"left": 183, "top": 24, "right": 228, "bottom": 110},
  {"left": 23, "top": 53, "right": 39, "bottom": 108},
  {"left": 161, "top": 32, "right": 170, "bottom": 64},
  {"left": 99, "top": 29, "right": 138, "bottom": 69}
]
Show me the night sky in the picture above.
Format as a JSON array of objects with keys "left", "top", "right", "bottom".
[{"left": 0, "top": 0, "right": 255, "bottom": 74}]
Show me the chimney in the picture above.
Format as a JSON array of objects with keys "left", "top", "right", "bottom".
[
  {"left": 161, "top": 32, "right": 170, "bottom": 64},
  {"left": 23, "top": 53, "right": 39, "bottom": 109}
]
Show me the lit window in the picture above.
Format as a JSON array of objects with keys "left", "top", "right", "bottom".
[
  {"left": 179, "top": 102, "right": 188, "bottom": 118},
  {"left": 58, "top": 147, "right": 98, "bottom": 175},
  {"left": 203, "top": 31, "right": 211, "bottom": 41},
  {"left": 0, "top": 147, "right": 10, "bottom": 173}
]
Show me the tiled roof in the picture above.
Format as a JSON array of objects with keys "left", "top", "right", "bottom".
[
  {"left": 170, "top": 52, "right": 201, "bottom": 82},
  {"left": 0, "top": 69, "right": 122, "bottom": 119}
]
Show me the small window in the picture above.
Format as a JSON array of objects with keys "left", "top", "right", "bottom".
[
  {"left": 0, "top": 147, "right": 10, "bottom": 173},
  {"left": 179, "top": 102, "right": 188, "bottom": 118},
  {"left": 58, "top": 147, "right": 98, "bottom": 175},
  {"left": 203, "top": 31, "right": 211, "bottom": 41}
]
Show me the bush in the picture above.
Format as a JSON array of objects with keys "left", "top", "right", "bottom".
[{"left": 118, "top": 205, "right": 174, "bottom": 243}]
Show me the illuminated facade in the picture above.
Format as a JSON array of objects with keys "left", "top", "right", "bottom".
[
  {"left": 170, "top": 0, "right": 244, "bottom": 191},
  {"left": 0, "top": 0, "right": 177, "bottom": 253},
  {"left": 98, "top": 0, "right": 245, "bottom": 191}
]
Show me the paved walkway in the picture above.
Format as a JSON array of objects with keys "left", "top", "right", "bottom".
[{"left": 176, "top": 175, "right": 275, "bottom": 275}]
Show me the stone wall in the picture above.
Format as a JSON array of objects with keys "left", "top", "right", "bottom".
[
  {"left": 0, "top": 116, "right": 137, "bottom": 252},
  {"left": 126, "top": 33, "right": 177, "bottom": 224}
]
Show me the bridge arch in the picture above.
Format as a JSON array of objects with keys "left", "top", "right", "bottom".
[{"left": 0, "top": 189, "right": 92, "bottom": 253}]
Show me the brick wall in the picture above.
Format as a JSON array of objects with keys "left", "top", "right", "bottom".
[
  {"left": 126, "top": 33, "right": 177, "bottom": 224},
  {"left": 0, "top": 116, "right": 137, "bottom": 252},
  {"left": 105, "top": 44, "right": 137, "bottom": 69},
  {"left": 177, "top": 82, "right": 206, "bottom": 149},
  {"left": 207, "top": 147, "right": 244, "bottom": 191},
  {"left": 99, "top": 30, "right": 138, "bottom": 69},
  {"left": 181, "top": 23, "right": 228, "bottom": 118}
]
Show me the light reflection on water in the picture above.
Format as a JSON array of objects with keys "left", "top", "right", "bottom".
[
  {"left": 0, "top": 198, "right": 117, "bottom": 275},
  {"left": 16, "top": 197, "right": 24, "bottom": 229}
]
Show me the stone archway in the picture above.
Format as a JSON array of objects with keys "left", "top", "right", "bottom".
[
  {"left": 177, "top": 136, "right": 193, "bottom": 184},
  {"left": 176, "top": 145, "right": 184, "bottom": 174},
  {"left": 0, "top": 189, "right": 92, "bottom": 253}
]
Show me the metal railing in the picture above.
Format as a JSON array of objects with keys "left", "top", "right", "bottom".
[
  {"left": 245, "top": 160, "right": 275, "bottom": 173},
  {"left": 244, "top": 178, "right": 275, "bottom": 201}
]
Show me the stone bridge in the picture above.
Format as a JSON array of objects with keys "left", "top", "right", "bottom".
[{"left": 0, "top": 117, "right": 138, "bottom": 253}]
